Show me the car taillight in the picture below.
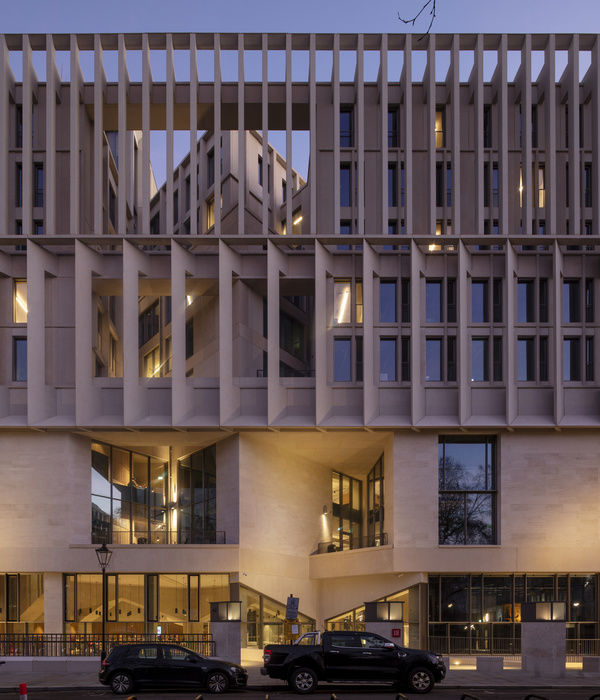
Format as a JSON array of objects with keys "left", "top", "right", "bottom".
[
  {"left": 102, "top": 659, "right": 109, "bottom": 667},
  {"left": 263, "top": 649, "right": 271, "bottom": 664}
]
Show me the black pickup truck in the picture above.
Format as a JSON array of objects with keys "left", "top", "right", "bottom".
[{"left": 261, "top": 630, "right": 446, "bottom": 694}]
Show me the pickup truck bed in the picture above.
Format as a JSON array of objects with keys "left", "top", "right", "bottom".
[{"left": 261, "top": 630, "right": 446, "bottom": 694}]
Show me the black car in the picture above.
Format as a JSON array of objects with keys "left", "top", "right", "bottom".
[{"left": 99, "top": 643, "right": 248, "bottom": 694}]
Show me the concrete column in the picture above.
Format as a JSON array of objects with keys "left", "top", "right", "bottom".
[
  {"left": 45, "top": 34, "right": 57, "bottom": 236},
  {"left": 189, "top": 33, "right": 198, "bottom": 236},
  {"left": 44, "top": 572, "right": 63, "bottom": 634},
  {"left": 69, "top": 34, "right": 81, "bottom": 236},
  {"left": 211, "top": 621, "right": 241, "bottom": 664},
  {"left": 93, "top": 34, "right": 105, "bottom": 236},
  {"left": 166, "top": 34, "right": 175, "bottom": 237},
  {"left": 522, "top": 621, "right": 566, "bottom": 678}
]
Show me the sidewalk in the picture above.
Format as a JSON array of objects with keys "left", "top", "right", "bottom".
[{"left": 1, "top": 656, "right": 600, "bottom": 692}]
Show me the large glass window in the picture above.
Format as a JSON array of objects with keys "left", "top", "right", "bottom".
[
  {"left": 0, "top": 574, "right": 43, "bottom": 633},
  {"left": 435, "top": 107, "right": 446, "bottom": 148},
  {"left": 472, "top": 280, "right": 489, "bottom": 323},
  {"left": 517, "top": 281, "right": 535, "bottom": 323},
  {"left": 340, "top": 164, "right": 351, "bottom": 207},
  {"left": 471, "top": 338, "right": 489, "bottom": 381},
  {"left": 13, "top": 280, "right": 27, "bottom": 323},
  {"left": 34, "top": 163, "right": 44, "bottom": 207},
  {"left": 563, "top": 280, "right": 581, "bottom": 323},
  {"left": 388, "top": 107, "right": 399, "bottom": 147},
  {"left": 64, "top": 573, "right": 228, "bottom": 637},
  {"left": 334, "top": 337, "right": 351, "bottom": 382},
  {"left": 380, "top": 280, "right": 397, "bottom": 323},
  {"left": 340, "top": 106, "right": 354, "bottom": 147},
  {"left": 91, "top": 443, "right": 169, "bottom": 545},
  {"left": 178, "top": 446, "right": 217, "bottom": 544},
  {"left": 367, "top": 456, "right": 385, "bottom": 546},
  {"left": 13, "top": 337, "right": 27, "bottom": 381},
  {"left": 332, "top": 471, "right": 362, "bottom": 550},
  {"left": 388, "top": 164, "right": 398, "bottom": 207},
  {"left": 380, "top": 338, "right": 397, "bottom": 381},
  {"left": 426, "top": 338, "right": 442, "bottom": 381},
  {"left": 334, "top": 280, "right": 352, "bottom": 324},
  {"left": 564, "top": 337, "right": 581, "bottom": 381},
  {"left": 426, "top": 281, "right": 442, "bottom": 323},
  {"left": 517, "top": 337, "right": 535, "bottom": 381},
  {"left": 429, "top": 574, "right": 599, "bottom": 654},
  {"left": 438, "top": 436, "right": 497, "bottom": 545}
]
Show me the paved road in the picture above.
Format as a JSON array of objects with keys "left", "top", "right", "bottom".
[{"left": 13, "top": 689, "right": 600, "bottom": 700}]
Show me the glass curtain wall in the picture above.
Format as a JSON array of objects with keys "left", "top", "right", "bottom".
[
  {"left": 64, "top": 573, "right": 228, "bottom": 636},
  {"left": 0, "top": 574, "right": 44, "bottom": 633},
  {"left": 240, "top": 586, "right": 314, "bottom": 647},
  {"left": 367, "top": 456, "right": 385, "bottom": 545},
  {"left": 331, "top": 471, "right": 362, "bottom": 550},
  {"left": 429, "top": 573, "right": 598, "bottom": 654},
  {"left": 91, "top": 443, "right": 168, "bottom": 545}
]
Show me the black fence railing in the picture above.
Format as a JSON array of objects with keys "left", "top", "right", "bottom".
[
  {"left": 429, "top": 636, "right": 600, "bottom": 660},
  {"left": 317, "top": 533, "right": 388, "bottom": 554},
  {"left": 105, "top": 531, "right": 226, "bottom": 545},
  {"left": 428, "top": 636, "right": 521, "bottom": 656},
  {"left": 0, "top": 633, "right": 215, "bottom": 657}
]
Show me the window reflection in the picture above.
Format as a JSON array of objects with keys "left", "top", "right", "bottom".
[
  {"left": 14, "top": 280, "right": 27, "bottom": 323},
  {"left": 333, "top": 281, "right": 351, "bottom": 324}
]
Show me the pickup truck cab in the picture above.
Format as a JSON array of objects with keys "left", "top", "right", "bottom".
[{"left": 261, "top": 630, "right": 446, "bottom": 694}]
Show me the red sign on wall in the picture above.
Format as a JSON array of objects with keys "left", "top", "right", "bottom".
[{"left": 392, "top": 629, "right": 401, "bottom": 637}]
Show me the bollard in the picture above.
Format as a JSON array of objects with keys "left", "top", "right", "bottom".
[{"left": 19, "top": 684, "right": 27, "bottom": 700}]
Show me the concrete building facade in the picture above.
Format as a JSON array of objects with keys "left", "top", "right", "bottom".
[{"left": 1, "top": 31, "right": 600, "bottom": 654}]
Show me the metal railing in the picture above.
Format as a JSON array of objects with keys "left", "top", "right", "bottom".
[
  {"left": 0, "top": 633, "right": 215, "bottom": 657},
  {"left": 428, "top": 636, "right": 521, "bottom": 656},
  {"left": 429, "top": 636, "right": 600, "bottom": 660},
  {"left": 317, "top": 533, "right": 388, "bottom": 554},
  {"left": 567, "top": 639, "right": 600, "bottom": 661},
  {"left": 106, "top": 530, "right": 226, "bottom": 545}
]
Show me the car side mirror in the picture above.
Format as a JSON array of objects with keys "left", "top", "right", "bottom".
[{"left": 384, "top": 643, "right": 395, "bottom": 650}]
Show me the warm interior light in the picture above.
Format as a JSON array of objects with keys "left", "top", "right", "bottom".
[
  {"left": 15, "top": 294, "right": 28, "bottom": 314},
  {"left": 338, "top": 289, "right": 349, "bottom": 324},
  {"left": 293, "top": 215, "right": 303, "bottom": 225},
  {"left": 186, "top": 295, "right": 193, "bottom": 307}
]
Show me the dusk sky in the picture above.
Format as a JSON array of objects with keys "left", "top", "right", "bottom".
[
  {"left": 3, "top": 0, "right": 600, "bottom": 39},
  {"left": 4, "top": 0, "right": 598, "bottom": 184}
]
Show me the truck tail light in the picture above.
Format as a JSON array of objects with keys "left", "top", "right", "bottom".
[{"left": 263, "top": 649, "right": 271, "bottom": 665}]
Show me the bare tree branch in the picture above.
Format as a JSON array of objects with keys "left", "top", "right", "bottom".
[{"left": 398, "top": 0, "right": 437, "bottom": 38}]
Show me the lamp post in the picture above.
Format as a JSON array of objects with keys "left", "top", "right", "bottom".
[{"left": 95, "top": 542, "right": 113, "bottom": 657}]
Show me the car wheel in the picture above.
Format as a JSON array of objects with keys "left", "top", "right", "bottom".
[
  {"left": 289, "top": 667, "right": 317, "bottom": 694},
  {"left": 109, "top": 671, "right": 134, "bottom": 695},
  {"left": 206, "top": 670, "right": 230, "bottom": 694},
  {"left": 406, "top": 667, "right": 434, "bottom": 694}
]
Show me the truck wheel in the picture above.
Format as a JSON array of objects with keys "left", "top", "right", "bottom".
[
  {"left": 406, "top": 667, "right": 434, "bottom": 694},
  {"left": 289, "top": 667, "right": 318, "bottom": 694}
]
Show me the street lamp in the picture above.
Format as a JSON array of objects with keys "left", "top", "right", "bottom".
[{"left": 95, "top": 542, "right": 113, "bottom": 657}]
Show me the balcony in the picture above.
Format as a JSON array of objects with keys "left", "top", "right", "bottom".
[
  {"left": 316, "top": 533, "right": 388, "bottom": 554},
  {"left": 103, "top": 530, "right": 226, "bottom": 545}
]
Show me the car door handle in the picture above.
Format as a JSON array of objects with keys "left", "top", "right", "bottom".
[
  {"left": 330, "top": 650, "right": 339, "bottom": 654},
  {"left": 362, "top": 651, "right": 372, "bottom": 655}
]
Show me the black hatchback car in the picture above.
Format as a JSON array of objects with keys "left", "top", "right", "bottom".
[{"left": 99, "top": 643, "right": 248, "bottom": 694}]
